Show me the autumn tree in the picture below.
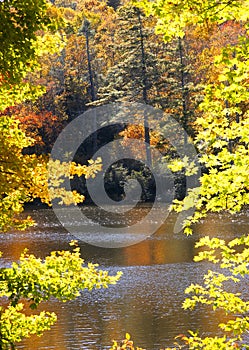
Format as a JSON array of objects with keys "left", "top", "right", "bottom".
[
  {"left": 0, "top": 0, "right": 60, "bottom": 229},
  {"left": 136, "top": 0, "right": 249, "bottom": 348},
  {"left": 0, "top": 2, "right": 122, "bottom": 349},
  {"left": 0, "top": 0, "right": 64, "bottom": 110},
  {"left": 0, "top": 0, "right": 102, "bottom": 230},
  {"left": 35, "top": 0, "right": 117, "bottom": 121},
  {"left": 0, "top": 0, "right": 51, "bottom": 85},
  {"left": 2, "top": 105, "right": 65, "bottom": 154}
]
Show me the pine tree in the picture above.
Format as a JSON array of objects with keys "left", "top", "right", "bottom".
[
  {"left": 97, "top": 5, "right": 160, "bottom": 105},
  {"left": 97, "top": 4, "right": 196, "bottom": 135}
]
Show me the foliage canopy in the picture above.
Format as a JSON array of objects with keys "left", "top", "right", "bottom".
[{"left": 136, "top": 0, "right": 249, "bottom": 348}]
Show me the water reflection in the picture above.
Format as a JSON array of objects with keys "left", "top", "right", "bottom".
[{"left": 0, "top": 207, "right": 248, "bottom": 349}]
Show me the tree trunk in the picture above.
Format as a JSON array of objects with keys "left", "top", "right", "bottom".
[
  {"left": 83, "top": 19, "right": 97, "bottom": 154},
  {"left": 178, "top": 37, "right": 188, "bottom": 146},
  {"left": 136, "top": 8, "right": 152, "bottom": 166}
]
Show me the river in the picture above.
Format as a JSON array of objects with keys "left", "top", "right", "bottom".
[{"left": 1, "top": 206, "right": 249, "bottom": 349}]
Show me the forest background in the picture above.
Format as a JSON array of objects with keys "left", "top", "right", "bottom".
[{"left": 2, "top": 0, "right": 249, "bottom": 349}]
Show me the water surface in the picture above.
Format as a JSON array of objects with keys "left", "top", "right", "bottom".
[{"left": 1, "top": 206, "right": 249, "bottom": 349}]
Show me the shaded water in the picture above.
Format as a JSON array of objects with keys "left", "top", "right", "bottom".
[{"left": 1, "top": 206, "right": 249, "bottom": 349}]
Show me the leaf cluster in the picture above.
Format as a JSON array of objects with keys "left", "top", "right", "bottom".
[
  {"left": 181, "top": 235, "right": 249, "bottom": 348},
  {"left": 170, "top": 36, "right": 249, "bottom": 234},
  {"left": 0, "top": 243, "right": 122, "bottom": 348},
  {"left": 0, "top": 114, "right": 102, "bottom": 231}
]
